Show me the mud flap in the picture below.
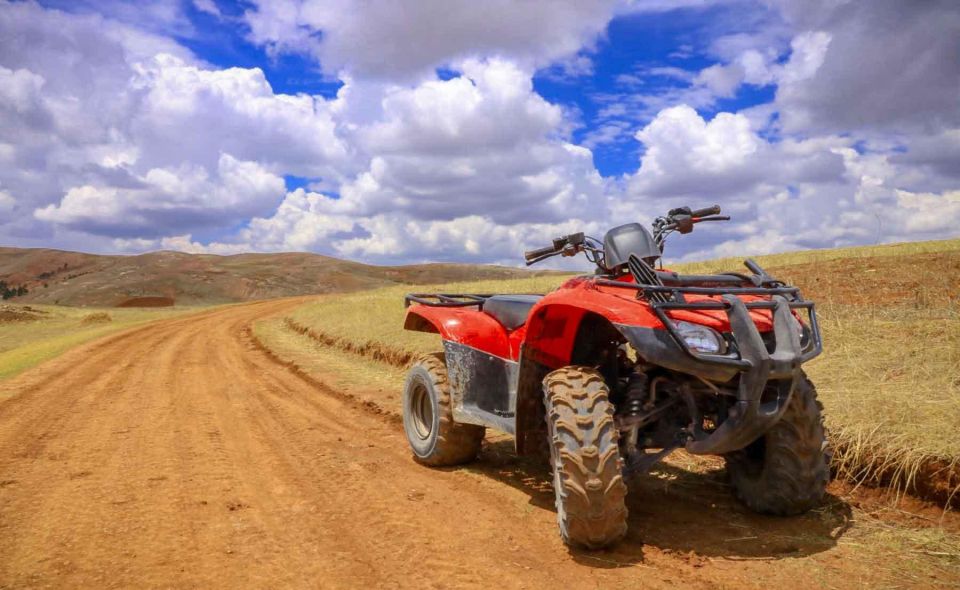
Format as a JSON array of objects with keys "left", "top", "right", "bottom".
[{"left": 442, "top": 340, "right": 518, "bottom": 434}]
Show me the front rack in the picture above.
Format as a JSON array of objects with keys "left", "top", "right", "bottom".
[
  {"left": 594, "top": 279, "right": 803, "bottom": 299},
  {"left": 404, "top": 293, "right": 494, "bottom": 308},
  {"left": 597, "top": 257, "right": 823, "bottom": 366},
  {"left": 599, "top": 255, "right": 804, "bottom": 304}
]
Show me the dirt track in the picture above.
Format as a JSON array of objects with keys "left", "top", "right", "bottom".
[{"left": 0, "top": 300, "right": 954, "bottom": 588}]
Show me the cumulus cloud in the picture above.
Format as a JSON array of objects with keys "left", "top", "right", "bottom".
[
  {"left": 1, "top": 0, "right": 957, "bottom": 267},
  {"left": 35, "top": 154, "right": 286, "bottom": 237},
  {"left": 699, "top": 0, "right": 960, "bottom": 137},
  {"left": 0, "top": 1, "right": 351, "bottom": 243},
  {"left": 0, "top": 2, "right": 614, "bottom": 266},
  {"left": 336, "top": 59, "right": 607, "bottom": 224},
  {"left": 243, "top": 0, "right": 618, "bottom": 80},
  {"left": 217, "top": 59, "right": 612, "bottom": 262},
  {"left": 623, "top": 102, "right": 960, "bottom": 261},
  {"left": 628, "top": 105, "right": 844, "bottom": 201},
  {"left": 130, "top": 53, "right": 350, "bottom": 178}
]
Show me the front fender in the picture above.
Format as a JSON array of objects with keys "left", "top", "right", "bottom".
[
  {"left": 515, "top": 282, "right": 662, "bottom": 455},
  {"left": 521, "top": 282, "right": 661, "bottom": 368}
]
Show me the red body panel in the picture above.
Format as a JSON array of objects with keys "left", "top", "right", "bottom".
[
  {"left": 404, "top": 303, "right": 513, "bottom": 359},
  {"left": 404, "top": 274, "right": 777, "bottom": 366}
]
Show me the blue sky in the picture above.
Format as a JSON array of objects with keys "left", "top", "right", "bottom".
[
  {"left": 177, "top": 1, "right": 781, "bottom": 178},
  {"left": 0, "top": 0, "right": 957, "bottom": 265}
]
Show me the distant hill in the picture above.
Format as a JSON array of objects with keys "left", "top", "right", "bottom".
[{"left": 0, "top": 247, "right": 560, "bottom": 307}]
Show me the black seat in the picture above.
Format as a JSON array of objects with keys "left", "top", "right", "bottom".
[{"left": 482, "top": 295, "right": 543, "bottom": 330}]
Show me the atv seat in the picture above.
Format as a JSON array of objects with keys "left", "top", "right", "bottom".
[{"left": 482, "top": 295, "right": 543, "bottom": 330}]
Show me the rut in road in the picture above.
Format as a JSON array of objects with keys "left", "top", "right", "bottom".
[{"left": 0, "top": 300, "right": 930, "bottom": 589}]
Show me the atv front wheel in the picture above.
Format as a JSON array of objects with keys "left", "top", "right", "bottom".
[
  {"left": 725, "top": 374, "right": 830, "bottom": 515},
  {"left": 543, "top": 366, "right": 628, "bottom": 549},
  {"left": 402, "top": 353, "right": 485, "bottom": 466}
]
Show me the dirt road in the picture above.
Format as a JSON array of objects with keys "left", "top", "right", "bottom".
[{"left": 0, "top": 301, "right": 954, "bottom": 588}]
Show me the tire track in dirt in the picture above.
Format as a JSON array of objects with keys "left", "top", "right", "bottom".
[{"left": 0, "top": 300, "right": 954, "bottom": 588}]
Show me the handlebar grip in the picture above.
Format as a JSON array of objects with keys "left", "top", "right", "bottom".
[
  {"left": 691, "top": 204, "right": 721, "bottom": 217},
  {"left": 524, "top": 245, "right": 557, "bottom": 261}
]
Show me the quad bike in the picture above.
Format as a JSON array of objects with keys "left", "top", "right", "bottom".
[{"left": 400, "top": 205, "right": 830, "bottom": 549}]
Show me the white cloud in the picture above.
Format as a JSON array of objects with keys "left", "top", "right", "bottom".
[
  {"left": 0, "top": 2, "right": 352, "bottom": 241},
  {"left": 332, "top": 59, "right": 608, "bottom": 225},
  {"left": 1, "top": 0, "right": 957, "bottom": 267},
  {"left": 334, "top": 215, "right": 606, "bottom": 265},
  {"left": 211, "top": 59, "right": 614, "bottom": 263},
  {"left": 625, "top": 103, "right": 959, "bottom": 261},
  {"left": 761, "top": 1, "right": 958, "bottom": 135},
  {"left": 0, "top": 188, "right": 14, "bottom": 212},
  {"left": 35, "top": 154, "right": 286, "bottom": 237},
  {"left": 237, "top": 189, "right": 358, "bottom": 252},
  {"left": 629, "top": 105, "right": 767, "bottom": 197},
  {"left": 40, "top": 0, "right": 197, "bottom": 37},
  {"left": 130, "top": 53, "right": 350, "bottom": 178},
  {"left": 895, "top": 190, "right": 960, "bottom": 235},
  {"left": 243, "top": 0, "right": 618, "bottom": 80},
  {"left": 113, "top": 233, "right": 250, "bottom": 255},
  {"left": 192, "top": 0, "right": 221, "bottom": 17}
]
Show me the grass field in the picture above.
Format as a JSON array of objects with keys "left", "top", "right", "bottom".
[
  {"left": 0, "top": 303, "right": 208, "bottom": 380},
  {"left": 262, "top": 238, "right": 960, "bottom": 504}
]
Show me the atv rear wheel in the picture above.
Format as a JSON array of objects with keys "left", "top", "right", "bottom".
[
  {"left": 402, "top": 353, "right": 485, "bottom": 466},
  {"left": 725, "top": 374, "right": 830, "bottom": 515},
  {"left": 543, "top": 366, "right": 628, "bottom": 549}
]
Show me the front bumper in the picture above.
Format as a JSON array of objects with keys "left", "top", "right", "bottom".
[{"left": 617, "top": 294, "right": 823, "bottom": 455}]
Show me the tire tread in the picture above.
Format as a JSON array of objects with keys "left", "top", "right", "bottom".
[
  {"left": 543, "top": 366, "right": 628, "bottom": 549},
  {"left": 726, "top": 374, "right": 831, "bottom": 515}
]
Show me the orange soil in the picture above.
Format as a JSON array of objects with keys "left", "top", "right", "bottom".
[
  {"left": 0, "top": 301, "right": 956, "bottom": 588},
  {"left": 115, "top": 296, "right": 175, "bottom": 308}
]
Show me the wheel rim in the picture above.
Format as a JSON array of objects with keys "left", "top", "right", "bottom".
[{"left": 410, "top": 381, "right": 434, "bottom": 440}]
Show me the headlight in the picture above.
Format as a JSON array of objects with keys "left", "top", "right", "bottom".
[{"left": 674, "top": 320, "right": 726, "bottom": 354}]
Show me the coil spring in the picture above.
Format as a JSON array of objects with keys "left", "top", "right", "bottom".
[{"left": 621, "top": 374, "right": 648, "bottom": 418}]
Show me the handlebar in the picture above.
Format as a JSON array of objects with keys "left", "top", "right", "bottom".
[
  {"left": 691, "top": 204, "right": 721, "bottom": 218},
  {"left": 524, "top": 232, "right": 588, "bottom": 266},
  {"left": 525, "top": 206, "right": 727, "bottom": 267},
  {"left": 524, "top": 245, "right": 558, "bottom": 262}
]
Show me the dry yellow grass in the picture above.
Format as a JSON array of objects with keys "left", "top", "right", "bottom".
[
  {"left": 0, "top": 303, "right": 210, "bottom": 380},
  {"left": 676, "top": 237, "right": 960, "bottom": 275},
  {"left": 279, "top": 238, "right": 960, "bottom": 501}
]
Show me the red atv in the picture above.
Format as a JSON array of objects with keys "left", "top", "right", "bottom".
[{"left": 401, "top": 205, "right": 829, "bottom": 549}]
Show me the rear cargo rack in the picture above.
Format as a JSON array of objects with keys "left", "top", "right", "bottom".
[{"left": 404, "top": 293, "right": 494, "bottom": 308}]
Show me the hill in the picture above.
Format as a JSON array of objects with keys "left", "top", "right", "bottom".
[{"left": 0, "top": 247, "right": 558, "bottom": 307}]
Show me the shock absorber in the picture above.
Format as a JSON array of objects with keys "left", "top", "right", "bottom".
[{"left": 619, "top": 373, "right": 649, "bottom": 461}]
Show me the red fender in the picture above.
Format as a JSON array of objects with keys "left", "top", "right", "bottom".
[
  {"left": 521, "top": 277, "right": 662, "bottom": 368},
  {"left": 522, "top": 276, "right": 776, "bottom": 368},
  {"left": 404, "top": 304, "right": 512, "bottom": 359}
]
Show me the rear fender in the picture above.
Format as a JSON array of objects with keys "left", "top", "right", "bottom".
[
  {"left": 405, "top": 304, "right": 517, "bottom": 433},
  {"left": 404, "top": 304, "right": 511, "bottom": 358}
]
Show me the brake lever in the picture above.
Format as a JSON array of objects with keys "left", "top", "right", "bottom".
[{"left": 525, "top": 251, "right": 562, "bottom": 266}]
